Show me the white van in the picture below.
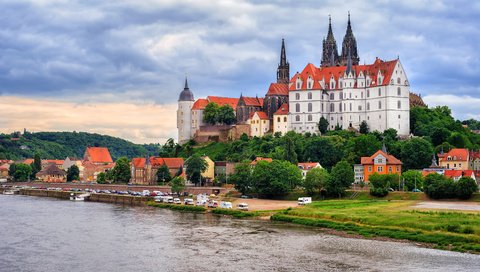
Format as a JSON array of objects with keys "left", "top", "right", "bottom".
[
  {"left": 298, "top": 197, "right": 312, "bottom": 205},
  {"left": 237, "top": 203, "right": 249, "bottom": 211},
  {"left": 163, "top": 196, "right": 174, "bottom": 203},
  {"left": 220, "top": 201, "right": 233, "bottom": 209}
]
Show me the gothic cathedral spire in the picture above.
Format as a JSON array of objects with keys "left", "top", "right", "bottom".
[
  {"left": 321, "top": 15, "right": 339, "bottom": 67},
  {"left": 277, "top": 38, "right": 290, "bottom": 84},
  {"left": 340, "top": 12, "right": 360, "bottom": 66}
]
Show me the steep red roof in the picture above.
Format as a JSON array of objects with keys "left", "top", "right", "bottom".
[
  {"left": 23, "top": 159, "right": 34, "bottom": 165},
  {"left": 162, "top": 158, "right": 184, "bottom": 169},
  {"left": 266, "top": 83, "right": 289, "bottom": 96},
  {"left": 192, "top": 98, "right": 209, "bottom": 110},
  {"left": 207, "top": 96, "right": 239, "bottom": 109},
  {"left": 242, "top": 96, "right": 263, "bottom": 107},
  {"left": 85, "top": 147, "right": 113, "bottom": 163},
  {"left": 131, "top": 157, "right": 184, "bottom": 169},
  {"left": 444, "top": 170, "right": 474, "bottom": 179},
  {"left": 298, "top": 162, "right": 321, "bottom": 170},
  {"left": 361, "top": 150, "right": 402, "bottom": 165},
  {"left": 249, "top": 111, "right": 269, "bottom": 120},
  {"left": 274, "top": 103, "right": 289, "bottom": 115},
  {"left": 442, "top": 148, "right": 469, "bottom": 161},
  {"left": 289, "top": 58, "right": 399, "bottom": 91}
]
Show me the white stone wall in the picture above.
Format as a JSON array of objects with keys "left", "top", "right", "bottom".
[
  {"left": 273, "top": 114, "right": 289, "bottom": 135},
  {"left": 191, "top": 109, "right": 205, "bottom": 138},
  {"left": 177, "top": 101, "right": 194, "bottom": 144}
]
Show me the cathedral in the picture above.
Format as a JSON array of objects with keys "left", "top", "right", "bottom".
[{"left": 178, "top": 14, "right": 414, "bottom": 144}]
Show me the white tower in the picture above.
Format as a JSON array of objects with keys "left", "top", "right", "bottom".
[{"left": 177, "top": 77, "right": 194, "bottom": 144}]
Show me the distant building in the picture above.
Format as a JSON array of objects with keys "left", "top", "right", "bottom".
[
  {"left": 438, "top": 148, "right": 469, "bottom": 170},
  {"left": 247, "top": 111, "right": 270, "bottom": 138},
  {"left": 354, "top": 164, "right": 364, "bottom": 183},
  {"left": 250, "top": 157, "right": 273, "bottom": 165},
  {"left": 201, "top": 156, "right": 215, "bottom": 182},
  {"left": 83, "top": 147, "right": 113, "bottom": 165},
  {"left": 444, "top": 170, "right": 475, "bottom": 182},
  {"left": 297, "top": 162, "right": 322, "bottom": 179},
  {"left": 130, "top": 157, "right": 184, "bottom": 185},
  {"left": 273, "top": 103, "right": 289, "bottom": 135},
  {"left": 36, "top": 164, "right": 66, "bottom": 183},
  {"left": 41, "top": 160, "right": 65, "bottom": 170},
  {"left": 214, "top": 161, "right": 237, "bottom": 178},
  {"left": 360, "top": 148, "right": 402, "bottom": 182}
]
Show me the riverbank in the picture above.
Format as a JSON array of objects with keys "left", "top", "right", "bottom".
[{"left": 271, "top": 200, "right": 480, "bottom": 254}]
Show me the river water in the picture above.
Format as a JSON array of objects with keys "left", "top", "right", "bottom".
[{"left": 0, "top": 195, "right": 478, "bottom": 272}]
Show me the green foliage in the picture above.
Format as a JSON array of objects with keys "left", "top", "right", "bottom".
[
  {"left": 303, "top": 136, "right": 344, "bottom": 169},
  {"left": 211, "top": 209, "right": 259, "bottom": 218},
  {"left": 400, "top": 137, "right": 434, "bottom": 170},
  {"left": 253, "top": 160, "right": 302, "bottom": 198},
  {"left": 148, "top": 202, "right": 206, "bottom": 213},
  {"left": 462, "top": 119, "right": 480, "bottom": 130},
  {"left": 455, "top": 177, "right": 478, "bottom": 200},
  {"left": 351, "top": 134, "right": 381, "bottom": 162},
  {"left": 303, "top": 167, "right": 329, "bottom": 195},
  {"left": 203, "top": 102, "right": 220, "bottom": 125},
  {"left": 111, "top": 157, "right": 131, "bottom": 183},
  {"left": 170, "top": 176, "right": 186, "bottom": 194},
  {"left": 401, "top": 170, "right": 424, "bottom": 191},
  {"left": 327, "top": 160, "right": 354, "bottom": 197},
  {"left": 184, "top": 154, "right": 208, "bottom": 185},
  {"left": 424, "top": 173, "right": 455, "bottom": 199},
  {"left": 31, "top": 153, "right": 42, "bottom": 178},
  {"left": 229, "top": 162, "right": 253, "bottom": 195},
  {"left": 202, "top": 103, "right": 235, "bottom": 125},
  {"left": 8, "top": 164, "right": 16, "bottom": 177},
  {"left": 447, "top": 132, "right": 471, "bottom": 148},
  {"left": 66, "top": 165, "right": 80, "bottom": 182},
  {"left": 156, "top": 164, "right": 172, "bottom": 184},
  {"left": 218, "top": 105, "right": 236, "bottom": 125},
  {"left": 369, "top": 173, "right": 399, "bottom": 196},
  {"left": 359, "top": 120, "right": 369, "bottom": 134},
  {"left": 13, "top": 163, "right": 32, "bottom": 181},
  {"left": 283, "top": 134, "right": 298, "bottom": 164},
  {"left": 96, "top": 172, "right": 107, "bottom": 184},
  {"left": 318, "top": 116, "right": 329, "bottom": 134}
]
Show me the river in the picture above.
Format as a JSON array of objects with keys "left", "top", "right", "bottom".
[{"left": 0, "top": 195, "right": 478, "bottom": 272}]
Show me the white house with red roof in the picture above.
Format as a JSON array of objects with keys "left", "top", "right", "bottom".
[
  {"left": 273, "top": 103, "right": 289, "bottom": 135},
  {"left": 298, "top": 162, "right": 322, "bottom": 179},
  {"left": 247, "top": 111, "right": 270, "bottom": 137}
]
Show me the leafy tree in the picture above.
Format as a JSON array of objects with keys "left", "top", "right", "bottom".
[
  {"left": 318, "top": 117, "right": 329, "bottom": 134},
  {"left": 303, "top": 136, "right": 344, "bottom": 170},
  {"left": 400, "top": 137, "right": 434, "bottom": 170},
  {"left": 184, "top": 154, "right": 208, "bottom": 186},
  {"left": 111, "top": 157, "right": 131, "bottom": 183},
  {"left": 240, "top": 133, "right": 249, "bottom": 141},
  {"left": 359, "top": 121, "right": 369, "bottom": 134},
  {"left": 218, "top": 105, "right": 236, "bottom": 125},
  {"left": 203, "top": 102, "right": 220, "bottom": 125},
  {"left": 431, "top": 127, "right": 451, "bottom": 147},
  {"left": 97, "top": 172, "right": 107, "bottom": 184},
  {"left": 31, "top": 153, "right": 42, "bottom": 178},
  {"left": 156, "top": 164, "right": 172, "bottom": 184},
  {"left": 401, "top": 170, "right": 424, "bottom": 191},
  {"left": 383, "top": 128, "right": 398, "bottom": 141},
  {"left": 13, "top": 163, "right": 32, "bottom": 182},
  {"left": 8, "top": 164, "right": 17, "bottom": 177},
  {"left": 447, "top": 132, "right": 471, "bottom": 148},
  {"left": 170, "top": 176, "right": 186, "bottom": 194},
  {"left": 454, "top": 177, "right": 478, "bottom": 200},
  {"left": 351, "top": 134, "right": 381, "bottom": 162},
  {"left": 229, "top": 162, "right": 253, "bottom": 195},
  {"left": 424, "top": 173, "right": 455, "bottom": 199},
  {"left": 334, "top": 123, "right": 342, "bottom": 131},
  {"left": 283, "top": 134, "right": 298, "bottom": 164},
  {"left": 252, "top": 160, "right": 302, "bottom": 198},
  {"left": 66, "top": 165, "right": 80, "bottom": 182},
  {"left": 368, "top": 173, "right": 399, "bottom": 196},
  {"left": 326, "top": 160, "right": 354, "bottom": 197},
  {"left": 303, "top": 167, "right": 329, "bottom": 195}
]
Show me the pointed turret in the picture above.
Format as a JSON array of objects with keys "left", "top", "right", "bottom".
[
  {"left": 178, "top": 76, "right": 194, "bottom": 101},
  {"left": 277, "top": 38, "right": 290, "bottom": 84},
  {"left": 382, "top": 142, "right": 387, "bottom": 153},
  {"left": 345, "top": 49, "right": 353, "bottom": 76},
  {"left": 321, "top": 15, "right": 339, "bottom": 67},
  {"left": 430, "top": 153, "right": 439, "bottom": 168},
  {"left": 340, "top": 12, "right": 360, "bottom": 66}
]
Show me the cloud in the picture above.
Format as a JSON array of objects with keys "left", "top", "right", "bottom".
[
  {"left": 0, "top": 96, "right": 176, "bottom": 144},
  {"left": 423, "top": 94, "right": 480, "bottom": 121}
]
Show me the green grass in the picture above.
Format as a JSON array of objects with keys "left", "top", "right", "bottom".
[
  {"left": 271, "top": 200, "right": 480, "bottom": 253},
  {"left": 211, "top": 208, "right": 260, "bottom": 218},
  {"left": 147, "top": 202, "right": 207, "bottom": 213}
]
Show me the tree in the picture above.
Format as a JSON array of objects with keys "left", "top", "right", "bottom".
[
  {"left": 318, "top": 117, "right": 329, "bottom": 134},
  {"left": 326, "top": 160, "right": 354, "bottom": 197},
  {"left": 13, "top": 163, "right": 32, "bottom": 182},
  {"left": 66, "top": 165, "right": 80, "bottom": 182},
  {"left": 97, "top": 172, "right": 107, "bottom": 184},
  {"left": 334, "top": 123, "right": 342, "bottom": 131},
  {"left": 156, "top": 164, "right": 172, "bottom": 184},
  {"left": 218, "top": 105, "right": 236, "bottom": 125},
  {"left": 359, "top": 120, "right": 369, "bottom": 134},
  {"left": 184, "top": 154, "right": 208, "bottom": 186},
  {"left": 252, "top": 160, "right": 302, "bottom": 198},
  {"left": 369, "top": 173, "right": 399, "bottom": 196},
  {"left": 424, "top": 173, "right": 455, "bottom": 199},
  {"left": 111, "top": 157, "right": 131, "bottom": 183},
  {"left": 303, "top": 167, "right": 329, "bottom": 196},
  {"left": 400, "top": 137, "right": 434, "bottom": 170},
  {"left": 303, "top": 136, "right": 344, "bottom": 170},
  {"left": 352, "top": 134, "right": 381, "bottom": 162},
  {"left": 31, "top": 153, "right": 42, "bottom": 178},
  {"left": 431, "top": 127, "right": 451, "bottom": 147},
  {"left": 203, "top": 102, "right": 220, "bottom": 125},
  {"left": 229, "top": 162, "right": 253, "bottom": 195},
  {"left": 283, "top": 134, "right": 298, "bottom": 164},
  {"left": 454, "top": 177, "right": 478, "bottom": 200},
  {"left": 401, "top": 170, "right": 424, "bottom": 191},
  {"left": 8, "top": 164, "right": 17, "bottom": 177},
  {"left": 170, "top": 176, "right": 186, "bottom": 194},
  {"left": 447, "top": 132, "right": 471, "bottom": 148}
]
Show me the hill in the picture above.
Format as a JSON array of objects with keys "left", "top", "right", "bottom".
[{"left": 0, "top": 131, "right": 160, "bottom": 160}]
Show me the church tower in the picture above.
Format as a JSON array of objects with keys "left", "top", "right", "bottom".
[
  {"left": 340, "top": 13, "right": 360, "bottom": 66},
  {"left": 177, "top": 77, "right": 194, "bottom": 144},
  {"left": 277, "top": 38, "right": 290, "bottom": 84},
  {"left": 321, "top": 16, "right": 340, "bottom": 67}
]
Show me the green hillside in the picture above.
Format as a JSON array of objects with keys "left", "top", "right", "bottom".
[{"left": 0, "top": 131, "right": 160, "bottom": 160}]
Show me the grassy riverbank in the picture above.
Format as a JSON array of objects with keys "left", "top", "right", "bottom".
[
  {"left": 147, "top": 202, "right": 207, "bottom": 212},
  {"left": 271, "top": 200, "right": 480, "bottom": 253}
]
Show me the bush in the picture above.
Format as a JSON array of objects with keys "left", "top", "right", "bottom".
[
  {"left": 424, "top": 173, "right": 455, "bottom": 199},
  {"left": 370, "top": 187, "right": 389, "bottom": 197},
  {"left": 454, "top": 177, "right": 478, "bottom": 200},
  {"left": 211, "top": 209, "right": 259, "bottom": 218}
]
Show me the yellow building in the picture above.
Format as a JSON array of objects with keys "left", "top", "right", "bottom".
[
  {"left": 438, "top": 148, "right": 469, "bottom": 170},
  {"left": 247, "top": 111, "right": 270, "bottom": 137},
  {"left": 201, "top": 156, "right": 215, "bottom": 181},
  {"left": 273, "top": 103, "right": 289, "bottom": 136}
]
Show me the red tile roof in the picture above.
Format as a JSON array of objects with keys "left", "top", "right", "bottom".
[
  {"left": 274, "top": 103, "right": 289, "bottom": 115},
  {"left": 250, "top": 157, "right": 273, "bottom": 165},
  {"left": 132, "top": 157, "right": 184, "bottom": 169},
  {"left": 191, "top": 98, "right": 209, "bottom": 110},
  {"left": 444, "top": 170, "right": 474, "bottom": 179},
  {"left": 242, "top": 96, "right": 264, "bottom": 107},
  {"left": 42, "top": 159, "right": 64, "bottom": 165},
  {"left": 249, "top": 111, "right": 269, "bottom": 120},
  {"left": 361, "top": 150, "right": 402, "bottom": 165},
  {"left": 441, "top": 148, "right": 469, "bottom": 161},
  {"left": 85, "top": 147, "right": 113, "bottom": 163},
  {"left": 298, "top": 162, "right": 321, "bottom": 170},
  {"left": 207, "top": 96, "right": 239, "bottom": 109},
  {"left": 289, "top": 58, "right": 399, "bottom": 91},
  {"left": 266, "top": 83, "right": 289, "bottom": 96}
]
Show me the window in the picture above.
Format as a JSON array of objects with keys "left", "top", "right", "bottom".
[
  {"left": 397, "top": 87, "right": 401, "bottom": 96},
  {"left": 307, "top": 81, "right": 312, "bottom": 89},
  {"left": 308, "top": 115, "right": 312, "bottom": 121},
  {"left": 349, "top": 103, "right": 352, "bottom": 111},
  {"left": 339, "top": 103, "right": 342, "bottom": 112},
  {"left": 330, "top": 93, "right": 335, "bottom": 100},
  {"left": 388, "top": 167, "right": 392, "bottom": 173},
  {"left": 378, "top": 88, "right": 381, "bottom": 96},
  {"left": 368, "top": 166, "right": 372, "bottom": 172},
  {"left": 358, "top": 105, "right": 362, "bottom": 111},
  {"left": 330, "top": 103, "right": 335, "bottom": 112},
  {"left": 397, "top": 100, "right": 401, "bottom": 109},
  {"left": 398, "top": 114, "right": 401, "bottom": 119},
  {"left": 378, "top": 158, "right": 383, "bottom": 163},
  {"left": 284, "top": 117, "right": 287, "bottom": 122},
  {"left": 367, "top": 89, "right": 370, "bottom": 98},
  {"left": 308, "top": 103, "right": 312, "bottom": 112},
  {"left": 396, "top": 166, "right": 399, "bottom": 172},
  {"left": 296, "top": 103, "right": 300, "bottom": 112},
  {"left": 378, "top": 101, "right": 382, "bottom": 109},
  {"left": 308, "top": 92, "right": 312, "bottom": 99},
  {"left": 367, "top": 103, "right": 370, "bottom": 111},
  {"left": 295, "top": 93, "right": 300, "bottom": 100},
  {"left": 277, "top": 117, "right": 280, "bottom": 122},
  {"left": 295, "top": 115, "right": 300, "bottom": 122},
  {"left": 378, "top": 166, "right": 383, "bottom": 172},
  {"left": 321, "top": 103, "right": 324, "bottom": 112},
  {"left": 397, "top": 77, "right": 401, "bottom": 84},
  {"left": 361, "top": 92, "right": 363, "bottom": 98},
  {"left": 349, "top": 93, "right": 352, "bottom": 99}
]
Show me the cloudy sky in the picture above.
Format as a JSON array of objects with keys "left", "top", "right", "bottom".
[{"left": 0, "top": 0, "right": 479, "bottom": 144}]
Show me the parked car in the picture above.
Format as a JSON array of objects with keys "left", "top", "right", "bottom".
[
  {"left": 220, "top": 201, "right": 233, "bottom": 209},
  {"left": 184, "top": 198, "right": 194, "bottom": 205},
  {"left": 163, "top": 196, "right": 174, "bottom": 203},
  {"left": 237, "top": 203, "right": 249, "bottom": 211},
  {"left": 208, "top": 201, "right": 218, "bottom": 208},
  {"left": 412, "top": 188, "right": 422, "bottom": 192},
  {"left": 142, "top": 190, "right": 150, "bottom": 196},
  {"left": 173, "top": 198, "right": 182, "bottom": 204}
]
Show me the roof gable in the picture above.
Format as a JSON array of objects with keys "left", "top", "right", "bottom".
[{"left": 85, "top": 147, "right": 113, "bottom": 163}]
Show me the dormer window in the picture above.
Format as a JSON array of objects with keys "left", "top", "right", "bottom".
[
  {"left": 296, "top": 77, "right": 302, "bottom": 90},
  {"left": 295, "top": 93, "right": 300, "bottom": 100}
]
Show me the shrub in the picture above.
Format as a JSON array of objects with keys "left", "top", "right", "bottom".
[
  {"left": 370, "top": 187, "right": 389, "bottom": 197},
  {"left": 454, "top": 177, "right": 478, "bottom": 200}
]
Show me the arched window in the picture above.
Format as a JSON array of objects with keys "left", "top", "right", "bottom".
[
  {"left": 378, "top": 101, "right": 382, "bottom": 109},
  {"left": 308, "top": 115, "right": 312, "bottom": 121},
  {"left": 330, "top": 93, "right": 335, "bottom": 100},
  {"left": 308, "top": 92, "right": 312, "bottom": 99},
  {"left": 367, "top": 89, "right": 370, "bottom": 98},
  {"left": 339, "top": 92, "right": 343, "bottom": 100},
  {"left": 397, "top": 100, "right": 401, "bottom": 109},
  {"left": 295, "top": 93, "right": 300, "bottom": 100},
  {"left": 397, "top": 87, "right": 401, "bottom": 96},
  {"left": 397, "top": 77, "right": 401, "bottom": 84},
  {"left": 349, "top": 103, "right": 352, "bottom": 111},
  {"left": 367, "top": 103, "right": 370, "bottom": 110},
  {"left": 296, "top": 103, "right": 300, "bottom": 112},
  {"left": 277, "top": 117, "right": 280, "bottom": 122},
  {"left": 308, "top": 103, "right": 312, "bottom": 112},
  {"left": 284, "top": 117, "right": 287, "bottom": 122},
  {"left": 339, "top": 103, "right": 342, "bottom": 112},
  {"left": 295, "top": 115, "right": 300, "bottom": 122},
  {"left": 378, "top": 88, "right": 381, "bottom": 96},
  {"left": 330, "top": 103, "right": 335, "bottom": 112}
]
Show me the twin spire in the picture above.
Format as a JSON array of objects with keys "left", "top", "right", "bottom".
[
  {"left": 321, "top": 13, "right": 359, "bottom": 67},
  {"left": 277, "top": 38, "right": 290, "bottom": 84}
]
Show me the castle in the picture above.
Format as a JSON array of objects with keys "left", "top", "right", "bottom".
[{"left": 178, "top": 15, "right": 412, "bottom": 144}]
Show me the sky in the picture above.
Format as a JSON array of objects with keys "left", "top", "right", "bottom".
[{"left": 0, "top": 0, "right": 479, "bottom": 144}]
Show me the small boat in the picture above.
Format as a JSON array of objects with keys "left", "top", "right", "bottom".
[
  {"left": 70, "top": 193, "right": 90, "bottom": 201},
  {"left": 3, "top": 190, "right": 15, "bottom": 195}
]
